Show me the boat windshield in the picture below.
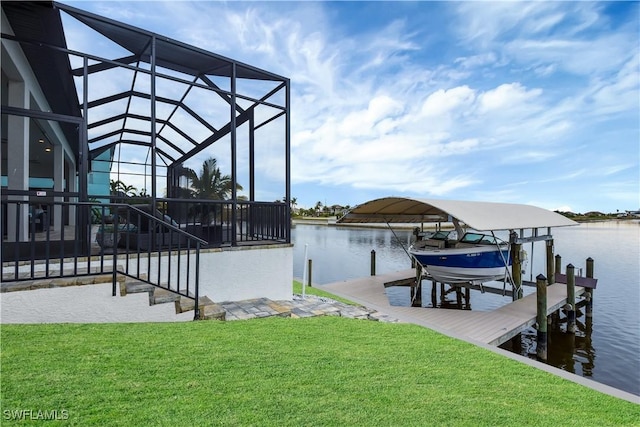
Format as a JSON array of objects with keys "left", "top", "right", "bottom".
[
  {"left": 460, "top": 233, "right": 502, "bottom": 245},
  {"left": 431, "top": 230, "right": 452, "bottom": 240}
]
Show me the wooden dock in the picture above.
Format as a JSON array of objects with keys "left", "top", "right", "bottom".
[{"left": 323, "top": 269, "right": 584, "bottom": 346}]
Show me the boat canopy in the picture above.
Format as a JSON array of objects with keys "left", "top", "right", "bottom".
[{"left": 337, "top": 197, "right": 577, "bottom": 231}]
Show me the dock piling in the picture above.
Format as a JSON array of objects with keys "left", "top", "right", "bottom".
[
  {"left": 431, "top": 281, "right": 437, "bottom": 307},
  {"left": 511, "top": 241, "right": 523, "bottom": 300},
  {"left": 307, "top": 259, "right": 313, "bottom": 288},
  {"left": 566, "top": 263, "right": 576, "bottom": 333},
  {"left": 546, "top": 240, "right": 554, "bottom": 285},
  {"left": 586, "top": 257, "right": 594, "bottom": 318},
  {"left": 536, "top": 274, "right": 548, "bottom": 360},
  {"left": 370, "top": 249, "right": 376, "bottom": 276}
]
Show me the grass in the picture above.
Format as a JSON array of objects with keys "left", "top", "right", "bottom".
[
  {"left": 2, "top": 318, "right": 639, "bottom": 426},
  {"left": 293, "top": 280, "right": 357, "bottom": 305}
]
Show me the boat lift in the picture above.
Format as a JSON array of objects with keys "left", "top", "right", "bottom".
[{"left": 337, "top": 197, "right": 578, "bottom": 304}]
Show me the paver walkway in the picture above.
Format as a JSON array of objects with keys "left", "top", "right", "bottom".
[{"left": 221, "top": 295, "right": 398, "bottom": 322}]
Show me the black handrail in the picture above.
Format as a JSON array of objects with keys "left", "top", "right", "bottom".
[
  {"left": 1, "top": 199, "right": 206, "bottom": 320},
  {"left": 92, "top": 196, "right": 290, "bottom": 246},
  {"left": 2, "top": 195, "right": 290, "bottom": 318}
]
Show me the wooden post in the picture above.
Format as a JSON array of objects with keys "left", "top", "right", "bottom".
[
  {"left": 566, "top": 263, "right": 576, "bottom": 333},
  {"left": 411, "top": 279, "right": 422, "bottom": 307},
  {"left": 586, "top": 257, "right": 594, "bottom": 317},
  {"left": 546, "top": 239, "right": 554, "bottom": 285},
  {"left": 465, "top": 287, "right": 471, "bottom": 310},
  {"left": 511, "top": 242, "right": 522, "bottom": 300},
  {"left": 536, "top": 274, "right": 548, "bottom": 360},
  {"left": 431, "top": 281, "right": 437, "bottom": 308},
  {"left": 370, "top": 249, "right": 376, "bottom": 276},
  {"left": 456, "top": 286, "right": 463, "bottom": 308},
  {"left": 440, "top": 282, "right": 446, "bottom": 304},
  {"left": 555, "top": 254, "right": 562, "bottom": 277},
  {"left": 307, "top": 259, "right": 313, "bottom": 287}
]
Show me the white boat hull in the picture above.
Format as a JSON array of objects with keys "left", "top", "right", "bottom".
[
  {"left": 418, "top": 264, "right": 510, "bottom": 284},
  {"left": 410, "top": 238, "right": 511, "bottom": 284}
]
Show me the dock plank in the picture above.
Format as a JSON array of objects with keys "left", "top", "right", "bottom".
[{"left": 323, "top": 269, "right": 582, "bottom": 346}]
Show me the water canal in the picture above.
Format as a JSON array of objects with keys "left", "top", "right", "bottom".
[{"left": 291, "top": 220, "right": 640, "bottom": 397}]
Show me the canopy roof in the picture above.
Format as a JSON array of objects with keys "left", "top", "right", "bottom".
[{"left": 337, "top": 197, "right": 577, "bottom": 231}]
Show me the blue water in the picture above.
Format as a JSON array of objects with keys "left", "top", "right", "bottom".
[{"left": 291, "top": 221, "right": 640, "bottom": 396}]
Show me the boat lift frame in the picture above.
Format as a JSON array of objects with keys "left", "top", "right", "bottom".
[{"left": 338, "top": 197, "right": 578, "bottom": 305}]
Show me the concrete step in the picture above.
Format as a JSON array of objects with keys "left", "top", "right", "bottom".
[
  {"left": 2, "top": 265, "right": 116, "bottom": 282},
  {"left": 122, "top": 280, "right": 155, "bottom": 296},
  {"left": 1, "top": 273, "right": 121, "bottom": 293},
  {"left": 151, "top": 288, "right": 181, "bottom": 305},
  {"left": 201, "top": 303, "right": 226, "bottom": 321},
  {"left": 175, "top": 295, "right": 225, "bottom": 320},
  {"left": 176, "top": 295, "right": 213, "bottom": 313},
  {"left": 177, "top": 295, "right": 200, "bottom": 313}
]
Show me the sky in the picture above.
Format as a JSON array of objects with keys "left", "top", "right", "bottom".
[{"left": 63, "top": 1, "right": 639, "bottom": 214}]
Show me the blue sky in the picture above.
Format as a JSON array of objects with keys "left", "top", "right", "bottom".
[{"left": 65, "top": 1, "right": 639, "bottom": 213}]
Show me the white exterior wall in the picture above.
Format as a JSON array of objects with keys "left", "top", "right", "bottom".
[
  {"left": 121, "top": 244, "right": 293, "bottom": 303},
  {"left": 199, "top": 244, "right": 293, "bottom": 302}
]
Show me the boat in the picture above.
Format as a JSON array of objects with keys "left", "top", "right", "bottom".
[{"left": 409, "top": 230, "right": 512, "bottom": 284}]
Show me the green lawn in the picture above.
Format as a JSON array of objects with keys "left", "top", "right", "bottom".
[
  {"left": 293, "top": 280, "right": 357, "bottom": 305},
  {"left": 2, "top": 318, "right": 638, "bottom": 426}
]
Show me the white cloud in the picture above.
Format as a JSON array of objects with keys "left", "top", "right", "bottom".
[
  {"left": 420, "top": 86, "right": 476, "bottom": 117},
  {"left": 477, "top": 83, "right": 543, "bottom": 114},
  {"left": 63, "top": 0, "right": 639, "bottom": 213}
]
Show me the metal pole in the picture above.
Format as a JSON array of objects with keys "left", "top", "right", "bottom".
[
  {"left": 112, "top": 208, "right": 118, "bottom": 296},
  {"left": 230, "top": 63, "right": 238, "bottom": 247},
  {"left": 194, "top": 242, "right": 200, "bottom": 320},
  {"left": 302, "top": 243, "right": 308, "bottom": 298},
  {"left": 370, "top": 249, "right": 376, "bottom": 276}
]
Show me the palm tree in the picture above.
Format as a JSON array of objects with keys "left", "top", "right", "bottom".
[
  {"left": 186, "top": 157, "right": 243, "bottom": 223},
  {"left": 187, "top": 157, "right": 242, "bottom": 200},
  {"left": 110, "top": 179, "right": 138, "bottom": 197}
]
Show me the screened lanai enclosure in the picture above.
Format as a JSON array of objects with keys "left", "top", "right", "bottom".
[
  {"left": 2, "top": 1, "right": 290, "bottom": 260},
  {"left": 2, "top": 2, "right": 293, "bottom": 304}
]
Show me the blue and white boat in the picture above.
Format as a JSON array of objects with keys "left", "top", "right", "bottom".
[{"left": 409, "top": 231, "right": 512, "bottom": 284}]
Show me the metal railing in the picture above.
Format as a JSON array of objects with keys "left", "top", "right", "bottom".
[
  {"left": 2, "top": 192, "right": 290, "bottom": 318},
  {"left": 100, "top": 196, "right": 290, "bottom": 246},
  {"left": 1, "top": 196, "right": 206, "bottom": 319}
]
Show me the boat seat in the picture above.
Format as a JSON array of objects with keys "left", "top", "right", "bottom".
[{"left": 424, "top": 239, "right": 446, "bottom": 249}]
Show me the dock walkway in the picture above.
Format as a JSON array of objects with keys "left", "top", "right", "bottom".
[{"left": 323, "top": 269, "right": 584, "bottom": 346}]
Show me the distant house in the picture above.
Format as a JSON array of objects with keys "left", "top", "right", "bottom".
[{"left": 2, "top": 2, "right": 292, "bottom": 308}]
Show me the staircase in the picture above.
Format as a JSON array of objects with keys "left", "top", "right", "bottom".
[
  {"left": 0, "top": 273, "right": 224, "bottom": 321},
  {"left": 120, "top": 279, "right": 225, "bottom": 320}
]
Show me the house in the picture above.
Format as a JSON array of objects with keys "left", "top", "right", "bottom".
[{"left": 1, "top": 1, "right": 292, "bottom": 315}]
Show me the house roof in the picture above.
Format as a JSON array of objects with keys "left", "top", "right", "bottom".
[
  {"left": 337, "top": 197, "right": 578, "bottom": 231},
  {"left": 57, "top": 2, "right": 287, "bottom": 82},
  {"left": 2, "top": 1, "right": 82, "bottom": 157},
  {"left": 53, "top": 1, "right": 289, "bottom": 167}
]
